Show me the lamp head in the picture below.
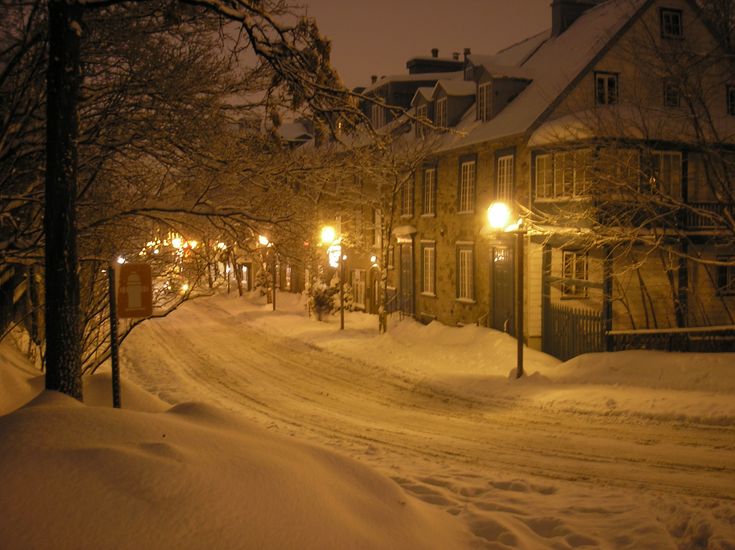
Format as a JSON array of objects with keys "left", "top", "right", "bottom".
[
  {"left": 320, "top": 225, "right": 336, "bottom": 245},
  {"left": 258, "top": 235, "right": 270, "bottom": 246},
  {"left": 487, "top": 202, "right": 512, "bottom": 231}
]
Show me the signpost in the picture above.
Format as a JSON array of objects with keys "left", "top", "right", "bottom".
[{"left": 108, "top": 263, "right": 152, "bottom": 408}]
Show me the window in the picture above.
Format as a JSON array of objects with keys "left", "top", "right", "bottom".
[
  {"left": 664, "top": 81, "right": 680, "bottom": 108},
  {"left": 371, "top": 103, "right": 386, "bottom": 127},
  {"left": 717, "top": 258, "right": 735, "bottom": 295},
  {"left": 595, "top": 72, "right": 618, "bottom": 105},
  {"left": 436, "top": 97, "right": 447, "bottom": 127},
  {"left": 285, "top": 265, "right": 292, "bottom": 290},
  {"left": 457, "top": 245, "right": 474, "bottom": 301},
  {"left": 536, "top": 154, "right": 553, "bottom": 198},
  {"left": 458, "top": 159, "right": 476, "bottom": 213},
  {"left": 477, "top": 82, "right": 492, "bottom": 121},
  {"left": 650, "top": 151, "right": 682, "bottom": 198},
  {"left": 422, "top": 167, "right": 436, "bottom": 215},
  {"left": 496, "top": 154, "right": 514, "bottom": 201},
  {"left": 534, "top": 149, "right": 591, "bottom": 200},
  {"left": 372, "top": 209, "right": 382, "bottom": 247},
  {"left": 727, "top": 86, "right": 735, "bottom": 116},
  {"left": 661, "top": 8, "right": 683, "bottom": 38},
  {"left": 421, "top": 244, "right": 436, "bottom": 295},
  {"left": 400, "top": 179, "right": 414, "bottom": 217},
  {"left": 415, "top": 104, "right": 428, "bottom": 137},
  {"left": 561, "top": 250, "right": 588, "bottom": 298}
]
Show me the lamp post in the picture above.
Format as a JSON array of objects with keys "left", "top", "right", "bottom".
[
  {"left": 321, "top": 225, "right": 345, "bottom": 330},
  {"left": 258, "top": 235, "right": 276, "bottom": 311},
  {"left": 487, "top": 202, "right": 525, "bottom": 379}
]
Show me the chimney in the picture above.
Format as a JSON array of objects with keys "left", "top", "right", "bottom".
[
  {"left": 431, "top": 48, "right": 439, "bottom": 58},
  {"left": 371, "top": 75, "right": 377, "bottom": 84},
  {"left": 552, "top": 0, "right": 597, "bottom": 37},
  {"left": 463, "top": 47, "right": 471, "bottom": 59}
]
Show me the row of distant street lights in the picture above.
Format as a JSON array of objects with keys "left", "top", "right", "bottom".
[{"left": 257, "top": 202, "right": 524, "bottom": 376}]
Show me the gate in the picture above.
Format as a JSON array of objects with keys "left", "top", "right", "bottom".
[{"left": 543, "top": 303, "right": 605, "bottom": 361}]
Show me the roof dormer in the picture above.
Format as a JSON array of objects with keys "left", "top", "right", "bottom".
[{"left": 433, "top": 80, "right": 475, "bottom": 128}]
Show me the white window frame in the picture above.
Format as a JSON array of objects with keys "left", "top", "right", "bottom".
[
  {"left": 651, "top": 150, "right": 682, "bottom": 199},
  {"left": 477, "top": 82, "right": 492, "bottom": 122},
  {"left": 459, "top": 160, "right": 476, "bottom": 213},
  {"left": 371, "top": 103, "right": 386, "bottom": 127},
  {"left": 421, "top": 243, "right": 436, "bottom": 296},
  {"left": 561, "top": 250, "right": 588, "bottom": 298},
  {"left": 535, "top": 149, "right": 590, "bottom": 200},
  {"left": 415, "top": 104, "right": 428, "bottom": 137},
  {"left": 457, "top": 245, "right": 474, "bottom": 301},
  {"left": 595, "top": 72, "right": 618, "bottom": 105},
  {"left": 496, "top": 154, "right": 514, "bottom": 201},
  {"left": 422, "top": 167, "right": 436, "bottom": 216},
  {"left": 400, "top": 179, "right": 414, "bottom": 217},
  {"left": 353, "top": 269, "right": 366, "bottom": 308},
  {"left": 661, "top": 8, "right": 683, "bottom": 38},
  {"left": 436, "top": 97, "right": 447, "bottom": 127}
]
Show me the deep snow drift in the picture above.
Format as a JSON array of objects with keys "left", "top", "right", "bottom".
[{"left": 1, "top": 290, "right": 734, "bottom": 549}]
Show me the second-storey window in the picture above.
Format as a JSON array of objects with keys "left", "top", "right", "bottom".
[
  {"left": 477, "top": 82, "right": 492, "bottom": 122},
  {"left": 496, "top": 154, "right": 514, "bottom": 201},
  {"left": 664, "top": 81, "right": 680, "bottom": 107},
  {"left": 421, "top": 243, "right": 436, "bottom": 295},
  {"left": 458, "top": 160, "right": 476, "bottom": 213},
  {"left": 650, "top": 151, "right": 682, "bottom": 198},
  {"left": 727, "top": 86, "right": 735, "bottom": 116},
  {"left": 400, "top": 179, "right": 414, "bottom": 217},
  {"left": 717, "top": 258, "right": 735, "bottom": 296},
  {"left": 436, "top": 97, "right": 447, "bottom": 127},
  {"left": 457, "top": 245, "right": 474, "bottom": 301},
  {"left": 595, "top": 72, "right": 618, "bottom": 105},
  {"left": 422, "top": 167, "right": 436, "bottom": 215},
  {"left": 535, "top": 149, "right": 591, "bottom": 200}
]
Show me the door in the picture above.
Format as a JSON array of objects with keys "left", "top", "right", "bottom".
[
  {"left": 399, "top": 242, "right": 414, "bottom": 316},
  {"left": 492, "top": 245, "right": 515, "bottom": 335}
]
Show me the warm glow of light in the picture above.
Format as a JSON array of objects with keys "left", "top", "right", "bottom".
[
  {"left": 189, "top": 240, "right": 198, "bottom": 249},
  {"left": 370, "top": 255, "right": 377, "bottom": 264},
  {"left": 172, "top": 237, "right": 182, "bottom": 249},
  {"left": 181, "top": 283, "right": 190, "bottom": 293},
  {"left": 153, "top": 248, "right": 160, "bottom": 255},
  {"left": 258, "top": 235, "right": 269, "bottom": 246},
  {"left": 487, "top": 202, "right": 512, "bottom": 230},
  {"left": 217, "top": 242, "right": 227, "bottom": 250},
  {"left": 320, "top": 225, "right": 336, "bottom": 245}
]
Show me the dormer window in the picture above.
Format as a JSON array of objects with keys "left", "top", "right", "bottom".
[
  {"left": 464, "top": 65, "right": 474, "bottom": 81},
  {"left": 661, "top": 8, "right": 683, "bottom": 38},
  {"left": 477, "top": 82, "right": 492, "bottom": 122},
  {"left": 371, "top": 103, "right": 386, "bottom": 128},
  {"left": 415, "top": 104, "right": 428, "bottom": 137},
  {"left": 436, "top": 97, "right": 447, "bottom": 127}
]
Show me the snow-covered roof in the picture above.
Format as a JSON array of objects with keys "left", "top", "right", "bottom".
[
  {"left": 466, "top": 55, "right": 533, "bottom": 80},
  {"left": 277, "top": 121, "right": 312, "bottom": 142},
  {"left": 436, "top": 80, "right": 476, "bottom": 97},
  {"left": 363, "top": 71, "right": 463, "bottom": 94},
  {"left": 438, "top": 0, "right": 648, "bottom": 151},
  {"left": 411, "top": 87, "right": 435, "bottom": 106}
]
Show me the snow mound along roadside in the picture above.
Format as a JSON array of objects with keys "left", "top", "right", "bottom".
[{"left": 0, "top": 392, "right": 477, "bottom": 550}]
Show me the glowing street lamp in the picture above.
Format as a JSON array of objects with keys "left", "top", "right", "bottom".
[
  {"left": 320, "top": 225, "right": 345, "bottom": 330},
  {"left": 487, "top": 201, "right": 525, "bottom": 379},
  {"left": 259, "top": 235, "right": 276, "bottom": 311}
]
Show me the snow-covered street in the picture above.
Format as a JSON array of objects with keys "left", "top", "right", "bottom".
[{"left": 118, "top": 291, "right": 735, "bottom": 548}]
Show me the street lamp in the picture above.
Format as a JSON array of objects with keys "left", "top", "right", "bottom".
[
  {"left": 320, "top": 225, "right": 345, "bottom": 330},
  {"left": 487, "top": 201, "right": 525, "bottom": 379},
  {"left": 259, "top": 235, "right": 276, "bottom": 311}
]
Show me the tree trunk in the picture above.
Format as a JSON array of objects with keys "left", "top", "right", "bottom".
[{"left": 44, "top": 0, "right": 83, "bottom": 399}]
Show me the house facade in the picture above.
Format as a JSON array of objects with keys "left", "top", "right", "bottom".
[{"left": 349, "top": 0, "right": 735, "bottom": 359}]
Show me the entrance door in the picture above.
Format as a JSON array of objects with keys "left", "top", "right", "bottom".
[
  {"left": 492, "top": 245, "right": 515, "bottom": 335},
  {"left": 399, "top": 243, "right": 414, "bottom": 316}
]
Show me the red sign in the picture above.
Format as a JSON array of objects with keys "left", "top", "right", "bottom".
[{"left": 117, "top": 264, "right": 153, "bottom": 318}]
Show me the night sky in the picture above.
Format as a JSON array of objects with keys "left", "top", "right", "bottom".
[{"left": 302, "top": 0, "right": 552, "bottom": 89}]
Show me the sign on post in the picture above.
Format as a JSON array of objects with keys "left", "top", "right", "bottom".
[{"left": 117, "top": 263, "right": 153, "bottom": 318}]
